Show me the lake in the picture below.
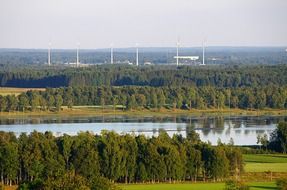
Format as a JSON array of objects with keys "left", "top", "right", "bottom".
[{"left": 0, "top": 115, "right": 286, "bottom": 145}]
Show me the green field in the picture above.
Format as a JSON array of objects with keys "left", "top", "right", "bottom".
[
  {"left": 120, "top": 182, "right": 277, "bottom": 190},
  {"left": 244, "top": 154, "right": 287, "bottom": 172},
  {"left": 244, "top": 154, "right": 287, "bottom": 163}
]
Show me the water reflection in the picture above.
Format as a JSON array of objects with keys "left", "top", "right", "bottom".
[{"left": 0, "top": 115, "right": 286, "bottom": 145}]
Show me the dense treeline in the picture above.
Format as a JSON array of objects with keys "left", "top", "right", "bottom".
[
  {"left": 0, "top": 130, "right": 243, "bottom": 188},
  {"left": 0, "top": 85, "right": 286, "bottom": 112},
  {"left": 1, "top": 64, "right": 287, "bottom": 88}
]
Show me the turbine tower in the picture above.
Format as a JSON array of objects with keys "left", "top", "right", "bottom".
[
  {"left": 77, "top": 43, "right": 80, "bottom": 67},
  {"left": 136, "top": 43, "right": 139, "bottom": 66},
  {"left": 176, "top": 41, "right": 180, "bottom": 67},
  {"left": 48, "top": 42, "right": 51, "bottom": 66},
  {"left": 110, "top": 43, "right": 114, "bottom": 64},
  {"left": 202, "top": 40, "right": 205, "bottom": 65}
]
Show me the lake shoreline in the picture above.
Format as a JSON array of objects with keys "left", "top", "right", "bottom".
[{"left": 0, "top": 107, "right": 286, "bottom": 118}]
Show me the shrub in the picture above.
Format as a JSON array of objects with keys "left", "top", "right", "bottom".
[
  {"left": 277, "top": 178, "right": 287, "bottom": 190},
  {"left": 225, "top": 179, "right": 249, "bottom": 190}
]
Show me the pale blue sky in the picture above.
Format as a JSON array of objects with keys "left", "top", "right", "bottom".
[{"left": 0, "top": 0, "right": 287, "bottom": 48}]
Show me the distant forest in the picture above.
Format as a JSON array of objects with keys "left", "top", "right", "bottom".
[
  {"left": 0, "top": 47, "right": 286, "bottom": 65},
  {"left": 0, "top": 64, "right": 287, "bottom": 88}
]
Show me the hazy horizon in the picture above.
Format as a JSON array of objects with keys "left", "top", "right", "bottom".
[{"left": 1, "top": 0, "right": 287, "bottom": 49}]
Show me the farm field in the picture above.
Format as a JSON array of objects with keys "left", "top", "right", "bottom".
[
  {"left": 244, "top": 154, "right": 287, "bottom": 172},
  {"left": 0, "top": 87, "right": 44, "bottom": 96},
  {"left": 120, "top": 182, "right": 277, "bottom": 190}
]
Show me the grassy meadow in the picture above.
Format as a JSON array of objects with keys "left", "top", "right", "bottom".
[
  {"left": 120, "top": 182, "right": 278, "bottom": 190},
  {"left": 244, "top": 154, "right": 287, "bottom": 172}
]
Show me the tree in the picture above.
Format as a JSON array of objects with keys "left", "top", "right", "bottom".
[
  {"left": 187, "top": 88, "right": 196, "bottom": 110},
  {"left": 0, "top": 133, "right": 19, "bottom": 186},
  {"left": 18, "top": 93, "right": 29, "bottom": 112},
  {"left": 29, "top": 92, "right": 41, "bottom": 111},
  {"left": 185, "top": 144, "right": 201, "bottom": 181},
  {"left": 64, "top": 87, "right": 74, "bottom": 108},
  {"left": 216, "top": 91, "right": 225, "bottom": 109},
  {"left": 72, "top": 132, "right": 100, "bottom": 180},
  {"left": 46, "top": 94, "right": 55, "bottom": 110},
  {"left": 269, "top": 122, "right": 287, "bottom": 153},
  {"left": 202, "top": 145, "right": 229, "bottom": 181},
  {"left": 157, "top": 89, "right": 166, "bottom": 109},
  {"left": 136, "top": 94, "right": 146, "bottom": 109},
  {"left": 6, "top": 95, "right": 18, "bottom": 112},
  {"left": 112, "top": 96, "right": 119, "bottom": 111},
  {"left": 255, "top": 90, "right": 266, "bottom": 109},
  {"left": 122, "top": 134, "right": 138, "bottom": 183},
  {"left": 98, "top": 131, "right": 124, "bottom": 181},
  {"left": 257, "top": 134, "right": 268, "bottom": 150},
  {"left": 230, "top": 96, "right": 239, "bottom": 108},
  {"left": 196, "top": 97, "right": 205, "bottom": 109},
  {"left": 0, "top": 96, "right": 7, "bottom": 112},
  {"left": 150, "top": 90, "right": 158, "bottom": 108},
  {"left": 58, "top": 134, "right": 73, "bottom": 170},
  {"left": 54, "top": 94, "right": 63, "bottom": 111},
  {"left": 272, "top": 92, "right": 285, "bottom": 109}
]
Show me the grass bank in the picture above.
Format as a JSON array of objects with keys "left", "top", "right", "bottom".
[{"left": 0, "top": 107, "right": 287, "bottom": 118}]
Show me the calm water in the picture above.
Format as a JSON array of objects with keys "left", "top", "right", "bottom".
[{"left": 0, "top": 115, "right": 286, "bottom": 145}]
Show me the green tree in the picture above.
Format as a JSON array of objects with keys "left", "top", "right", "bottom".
[
  {"left": 18, "top": 93, "right": 29, "bottom": 112},
  {"left": 136, "top": 94, "right": 146, "bottom": 109},
  {"left": 54, "top": 94, "right": 63, "bottom": 111},
  {"left": 6, "top": 95, "right": 18, "bottom": 112},
  {"left": 157, "top": 89, "right": 166, "bottom": 109},
  {"left": 46, "top": 94, "right": 55, "bottom": 110},
  {"left": 0, "top": 96, "right": 7, "bottom": 112},
  {"left": 30, "top": 92, "right": 41, "bottom": 111},
  {"left": 98, "top": 131, "right": 124, "bottom": 182},
  {"left": 269, "top": 122, "right": 287, "bottom": 153}
]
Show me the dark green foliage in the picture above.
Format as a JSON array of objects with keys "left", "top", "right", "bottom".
[
  {"left": 1, "top": 64, "right": 287, "bottom": 88},
  {"left": 0, "top": 130, "right": 244, "bottom": 187},
  {"left": 268, "top": 122, "right": 287, "bottom": 153},
  {"left": 1, "top": 85, "right": 286, "bottom": 113}
]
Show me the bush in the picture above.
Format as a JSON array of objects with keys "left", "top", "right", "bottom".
[
  {"left": 91, "top": 176, "right": 122, "bottom": 190},
  {"left": 277, "top": 178, "right": 287, "bottom": 190},
  {"left": 17, "top": 179, "right": 44, "bottom": 190},
  {"left": 225, "top": 179, "right": 249, "bottom": 190}
]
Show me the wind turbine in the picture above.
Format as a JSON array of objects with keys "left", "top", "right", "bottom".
[
  {"left": 176, "top": 40, "right": 180, "bottom": 67},
  {"left": 202, "top": 40, "right": 206, "bottom": 65},
  {"left": 136, "top": 43, "right": 139, "bottom": 66},
  {"left": 110, "top": 43, "right": 114, "bottom": 64},
  {"left": 48, "top": 42, "right": 51, "bottom": 66}
]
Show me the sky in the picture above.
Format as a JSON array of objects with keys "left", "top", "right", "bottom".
[{"left": 0, "top": 0, "right": 287, "bottom": 49}]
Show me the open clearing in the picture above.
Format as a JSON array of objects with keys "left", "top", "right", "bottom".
[
  {"left": 244, "top": 154, "right": 287, "bottom": 172},
  {"left": 120, "top": 182, "right": 277, "bottom": 190},
  {"left": 0, "top": 87, "right": 44, "bottom": 96}
]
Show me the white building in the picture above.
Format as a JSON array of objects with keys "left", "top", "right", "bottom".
[{"left": 173, "top": 56, "right": 199, "bottom": 61}]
